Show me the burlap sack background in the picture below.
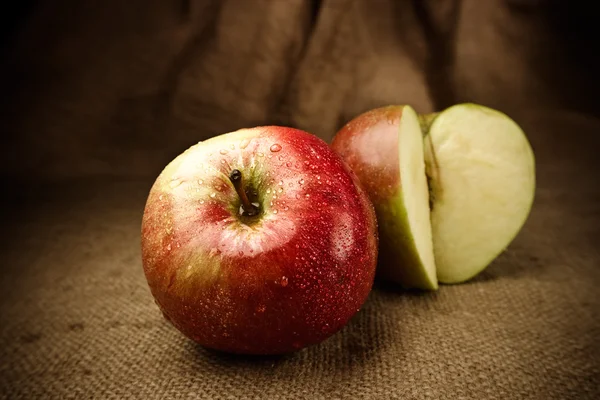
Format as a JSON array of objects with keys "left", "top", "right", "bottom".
[{"left": 1, "top": 1, "right": 598, "bottom": 398}]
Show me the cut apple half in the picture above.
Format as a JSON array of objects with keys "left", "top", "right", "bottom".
[
  {"left": 332, "top": 105, "right": 437, "bottom": 290},
  {"left": 392, "top": 106, "right": 438, "bottom": 289},
  {"left": 333, "top": 103, "right": 536, "bottom": 289},
  {"left": 423, "top": 104, "right": 536, "bottom": 283}
]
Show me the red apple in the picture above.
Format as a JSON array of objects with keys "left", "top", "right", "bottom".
[
  {"left": 332, "top": 106, "right": 437, "bottom": 290},
  {"left": 141, "top": 126, "right": 378, "bottom": 355}
]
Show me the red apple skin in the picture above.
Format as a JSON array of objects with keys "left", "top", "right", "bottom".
[
  {"left": 331, "top": 107, "right": 402, "bottom": 205},
  {"left": 331, "top": 106, "right": 437, "bottom": 289},
  {"left": 331, "top": 107, "right": 402, "bottom": 270},
  {"left": 141, "top": 126, "right": 378, "bottom": 355}
]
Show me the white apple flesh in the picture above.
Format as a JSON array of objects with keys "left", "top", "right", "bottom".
[{"left": 424, "top": 104, "right": 536, "bottom": 283}]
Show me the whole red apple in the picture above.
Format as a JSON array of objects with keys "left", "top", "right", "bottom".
[{"left": 141, "top": 126, "right": 378, "bottom": 355}]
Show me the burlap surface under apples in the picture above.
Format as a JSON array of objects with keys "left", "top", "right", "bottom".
[{"left": 1, "top": 1, "right": 599, "bottom": 399}]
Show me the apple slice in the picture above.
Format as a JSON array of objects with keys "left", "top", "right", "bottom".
[
  {"left": 332, "top": 105, "right": 438, "bottom": 290},
  {"left": 423, "top": 104, "right": 536, "bottom": 283}
]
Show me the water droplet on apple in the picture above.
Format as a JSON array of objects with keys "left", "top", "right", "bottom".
[
  {"left": 298, "top": 179, "right": 304, "bottom": 185},
  {"left": 305, "top": 193, "right": 310, "bottom": 198},
  {"left": 273, "top": 209, "right": 278, "bottom": 214},
  {"left": 288, "top": 182, "right": 293, "bottom": 187},
  {"left": 209, "top": 248, "right": 221, "bottom": 257},
  {"left": 278, "top": 180, "right": 284, "bottom": 186},
  {"left": 266, "top": 189, "right": 271, "bottom": 194},
  {"left": 239, "top": 138, "right": 250, "bottom": 149},
  {"left": 210, "top": 193, "right": 216, "bottom": 198},
  {"left": 256, "top": 305, "right": 266, "bottom": 313},
  {"left": 229, "top": 144, "right": 235, "bottom": 150},
  {"left": 283, "top": 206, "right": 289, "bottom": 211},
  {"left": 281, "top": 276, "right": 289, "bottom": 287},
  {"left": 197, "top": 179, "right": 204, "bottom": 185},
  {"left": 238, "top": 250, "right": 244, "bottom": 256},
  {"left": 166, "top": 243, "right": 172, "bottom": 251},
  {"left": 257, "top": 152, "right": 264, "bottom": 157},
  {"left": 220, "top": 159, "right": 226, "bottom": 164},
  {"left": 199, "top": 200, "right": 205, "bottom": 204},
  {"left": 295, "top": 194, "right": 300, "bottom": 199},
  {"left": 316, "top": 175, "right": 321, "bottom": 180},
  {"left": 220, "top": 149, "right": 228, "bottom": 155},
  {"left": 270, "top": 143, "right": 282, "bottom": 152},
  {"left": 278, "top": 188, "right": 283, "bottom": 193},
  {"left": 286, "top": 162, "right": 292, "bottom": 167}
]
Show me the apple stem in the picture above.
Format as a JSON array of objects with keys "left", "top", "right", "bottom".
[{"left": 229, "top": 169, "right": 260, "bottom": 217}]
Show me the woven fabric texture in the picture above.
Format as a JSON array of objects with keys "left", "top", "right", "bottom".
[
  {"left": 1, "top": 113, "right": 599, "bottom": 399},
  {"left": 1, "top": 0, "right": 599, "bottom": 399}
]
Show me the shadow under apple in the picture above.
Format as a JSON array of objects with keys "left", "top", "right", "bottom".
[
  {"left": 186, "top": 287, "right": 394, "bottom": 367},
  {"left": 177, "top": 284, "right": 436, "bottom": 388},
  {"left": 467, "top": 250, "right": 543, "bottom": 284}
]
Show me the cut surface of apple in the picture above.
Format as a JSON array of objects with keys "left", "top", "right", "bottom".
[
  {"left": 332, "top": 105, "right": 437, "bottom": 290},
  {"left": 424, "top": 104, "right": 536, "bottom": 283},
  {"left": 396, "top": 106, "right": 437, "bottom": 289}
]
